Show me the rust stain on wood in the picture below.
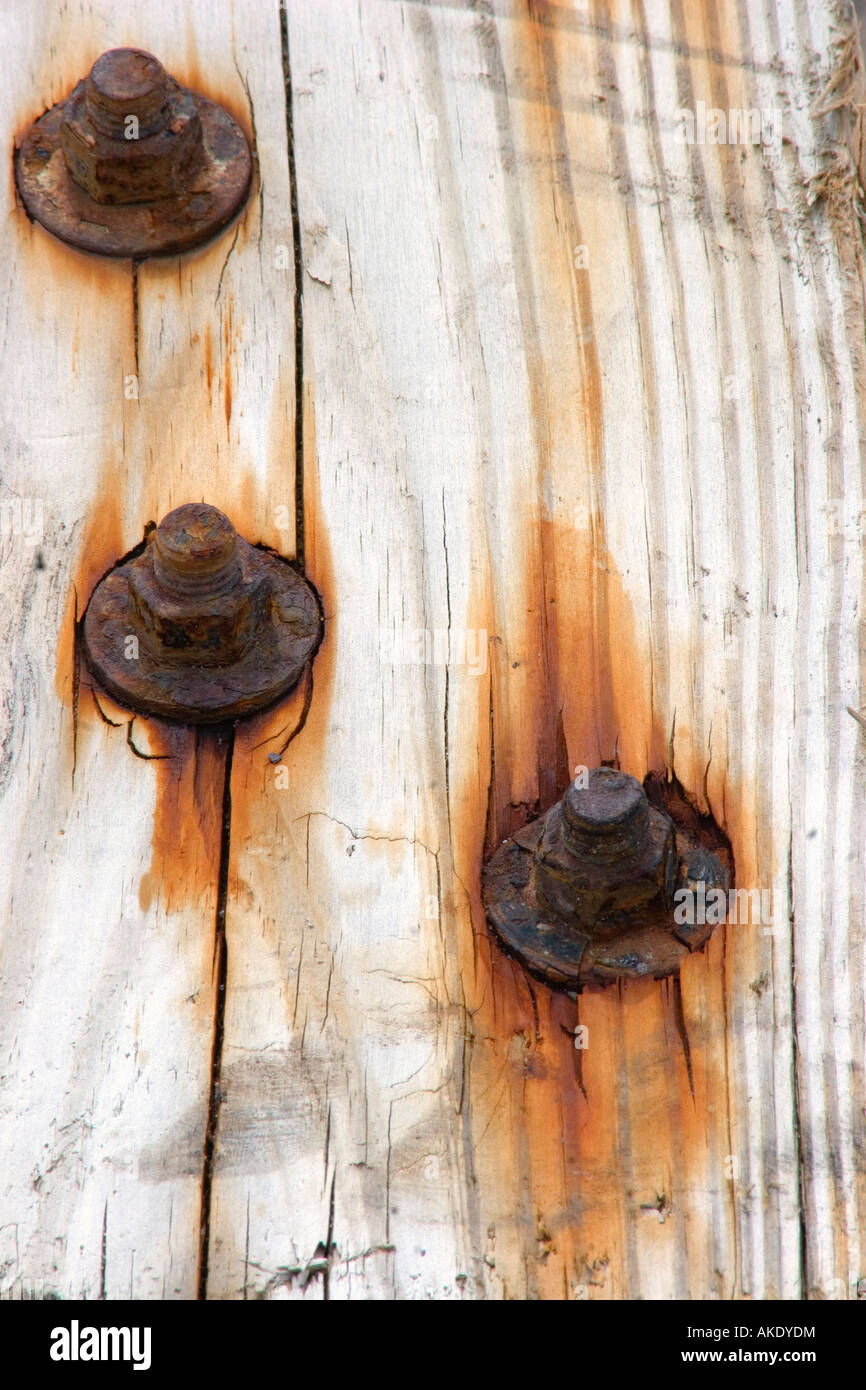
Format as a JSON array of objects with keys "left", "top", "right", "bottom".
[
  {"left": 62, "top": 456, "right": 292, "bottom": 916},
  {"left": 486, "top": 525, "right": 661, "bottom": 852},
  {"left": 176, "top": 20, "right": 254, "bottom": 147},
  {"left": 452, "top": 2, "right": 735, "bottom": 1294},
  {"left": 10, "top": 30, "right": 108, "bottom": 150},
  {"left": 459, "top": 526, "right": 739, "bottom": 1295},
  {"left": 464, "top": 886, "right": 734, "bottom": 1297},
  {"left": 56, "top": 481, "right": 126, "bottom": 724},
  {"left": 138, "top": 722, "right": 227, "bottom": 919},
  {"left": 204, "top": 324, "right": 214, "bottom": 398}
]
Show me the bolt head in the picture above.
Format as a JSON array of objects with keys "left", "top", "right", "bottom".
[
  {"left": 152, "top": 504, "right": 240, "bottom": 595},
  {"left": 85, "top": 49, "right": 169, "bottom": 138},
  {"left": 563, "top": 767, "right": 650, "bottom": 856},
  {"left": 127, "top": 505, "right": 267, "bottom": 667},
  {"left": 59, "top": 60, "right": 202, "bottom": 205},
  {"left": 531, "top": 769, "right": 677, "bottom": 934},
  {"left": 483, "top": 769, "right": 731, "bottom": 989},
  {"left": 82, "top": 503, "right": 322, "bottom": 723}
]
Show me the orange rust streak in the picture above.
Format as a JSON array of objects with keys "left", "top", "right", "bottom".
[
  {"left": 467, "top": 519, "right": 738, "bottom": 1294},
  {"left": 466, "top": 867, "right": 733, "bottom": 1298},
  {"left": 139, "top": 723, "right": 228, "bottom": 919},
  {"left": 62, "top": 474, "right": 253, "bottom": 923},
  {"left": 55, "top": 477, "right": 126, "bottom": 720},
  {"left": 204, "top": 324, "right": 214, "bottom": 397},
  {"left": 477, "top": 539, "right": 740, "bottom": 1291},
  {"left": 177, "top": 18, "right": 253, "bottom": 146},
  {"left": 483, "top": 0, "right": 608, "bottom": 829}
]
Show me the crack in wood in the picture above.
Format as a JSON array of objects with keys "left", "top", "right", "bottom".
[{"left": 196, "top": 725, "right": 235, "bottom": 1300}]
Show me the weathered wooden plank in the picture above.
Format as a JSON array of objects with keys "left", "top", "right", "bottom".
[
  {"left": 0, "top": 0, "right": 293, "bottom": 1298},
  {"left": 3, "top": 0, "right": 865, "bottom": 1304},
  {"left": 208, "top": 0, "right": 866, "bottom": 1301}
]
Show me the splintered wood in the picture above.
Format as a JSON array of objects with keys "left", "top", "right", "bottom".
[{"left": 1, "top": 0, "right": 864, "bottom": 1301}]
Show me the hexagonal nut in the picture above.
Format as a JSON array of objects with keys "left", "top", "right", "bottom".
[
  {"left": 531, "top": 800, "right": 677, "bottom": 934},
  {"left": 128, "top": 546, "right": 270, "bottom": 667},
  {"left": 59, "top": 81, "right": 202, "bottom": 204}
]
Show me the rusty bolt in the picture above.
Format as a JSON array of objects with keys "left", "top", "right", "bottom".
[
  {"left": 60, "top": 50, "right": 203, "bottom": 205},
  {"left": 15, "top": 48, "right": 251, "bottom": 257},
  {"left": 82, "top": 503, "right": 321, "bottom": 724},
  {"left": 483, "top": 767, "right": 729, "bottom": 989},
  {"left": 532, "top": 769, "right": 677, "bottom": 930}
]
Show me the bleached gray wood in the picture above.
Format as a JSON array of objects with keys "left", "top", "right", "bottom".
[
  {"left": 211, "top": 0, "right": 866, "bottom": 1301},
  {"left": 2, "top": 0, "right": 865, "bottom": 1303},
  {"left": 0, "top": 0, "right": 294, "bottom": 1299}
]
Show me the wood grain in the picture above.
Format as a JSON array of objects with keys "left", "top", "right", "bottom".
[
  {"left": 1, "top": 0, "right": 864, "bottom": 1302},
  {"left": 0, "top": 0, "right": 293, "bottom": 1299}
]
